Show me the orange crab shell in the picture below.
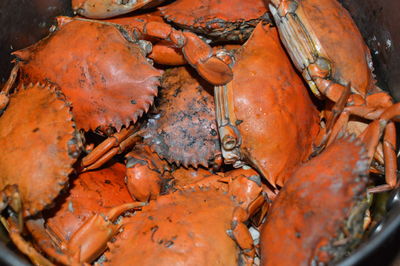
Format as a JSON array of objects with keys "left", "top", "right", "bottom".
[
  {"left": 171, "top": 166, "right": 221, "bottom": 188},
  {"left": 217, "top": 23, "right": 320, "bottom": 187},
  {"left": 104, "top": 188, "right": 239, "bottom": 266},
  {"left": 141, "top": 66, "right": 222, "bottom": 168},
  {"left": 13, "top": 17, "right": 162, "bottom": 131},
  {"left": 125, "top": 144, "right": 221, "bottom": 201},
  {"left": 105, "top": 170, "right": 265, "bottom": 265},
  {"left": 44, "top": 162, "right": 134, "bottom": 243},
  {"left": 104, "top": 11, "right": 165, "bottom": 38},
  {"left": 260, "top": 135, "right": 369, "bottom": 265},
  {"left": 159, "top": 0, "right": 270, "bottom": 42},
  {"left": 0, "top": 83, "right": 80, "bottom": 217},
  {"left": 72, "top": 0, "right": 166, "bottom": 19},
  {"left": 125, "top": 144, "right": 172, "bottom": 201},
  {"left": 270, "top": 0, "right": 375, "bottom": 98}
]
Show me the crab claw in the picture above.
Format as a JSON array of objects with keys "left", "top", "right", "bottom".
[
  {"left": 81, "top": 126, "right": 140, "bottom": 172},
  {"left": 66, "top": 201, "right": 146, "bottom": 263},
  {"left": 72, "top": 0, "right": 156, "bottom": 19},
  {"left": 182, "top": 32, "right": 233, "bottom": 85},
  {"left": 0, "top": 93, "right": 9, "bottom": 111}
]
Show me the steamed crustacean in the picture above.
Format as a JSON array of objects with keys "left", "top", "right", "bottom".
[
  {"left": 104, "top": 171, "right": 266, "bottom": 266},
  {"left": 215, "top": 22, "right": 321, "bottom": 188},
  {"left": 67, "top": 14, "right": 234, "bottom": 170},
  {"left": 124, "top": 66, "right": 222, "bottom": 201},
  {"left": 0, "top": 83, "right": 81, "bottom": 218},
  {"left": 72, "top": 0, "right": 166, "bottom": 19},
  {"left": 0, "top": 83, "right": 81, "bottom": 265},
  {"left": 3, "top": 17, "right": 162, "bottom": 132},
  {"left": 3, "top": 16, "right": 231, "bottom": 132},
  {"left": 260, "top": 102, "right": 400, "bottom": 264},
  {"left": 269, "top": 0, "right": 398, "bottom": 191},
  {"left": 159, "top": 0, "right": 271, "bottom": 42},
  {"left": 141, "top": 66, "right": 222, "bottom": 169},
  {"left": 25, "top": 162, "right": 144, "bottom": 264},
  {"left": 123, "top": 143, "right": 270, "bottom": 204},
  {"left": 125, "top": 145, "right": 227, "bottom": 202},
  {"left": 1, "top": 1, "right": 400, "bottom": 265},
  {"left": 260, "top": 134, "right": 370, "bottom": 265},
  {"left": 84, "top": 66, "right": 222, "bottom": 173},
  {"left": 99, "top": 14, "right": 234, "bottom": 85},
  {"left": 1, "top": 15, "right": 233, "bottom": 171}
]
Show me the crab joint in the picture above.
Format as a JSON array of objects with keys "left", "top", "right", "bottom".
[{"left": 219, "top": 125, "right": 240, "bottom": 151}]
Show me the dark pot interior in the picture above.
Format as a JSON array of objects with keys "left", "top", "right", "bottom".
[{"left": 0, "top": 0, "right": 400, "bottom": 265}]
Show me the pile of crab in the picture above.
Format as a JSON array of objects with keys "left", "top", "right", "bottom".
[{"left": 1, "top": 0, "right": 400, "bottom": 265}]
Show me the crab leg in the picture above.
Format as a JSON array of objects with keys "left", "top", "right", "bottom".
[
  {"left": 51, "top": 202, "right": 146, "bottom": 263},
  {"left": 0, "top": 186, "right": 55, "bottom": 266},
  {"left": 81, "top": 126, "right": 140, "bottom": 171},
  {"left": 0, "top": 185, "right": 23, "bottom": 231},
  {"left": 0, "top": 64, "right": 19, "bottom": 111},
  {"left": 260, "top": 133, "right": 371, "bottom": 265},
  {"left": 318, "top": 101, "right": 400, "bottom": 193},
  {"left": 383, "top": 122, "right": 397, "bottom": 188},
  {"left": 353, "top": 103, "right": 400, "bottom": 192},
  {"left": 148, "top": 43, "right": 186, "bottom": 65},
  {"left": 73, "top": 17, "right": 233, "bottom": 85},
  {"left": 140, "top": 21, "right": 233, "bottom": 85},
  {"left": 322, "top": 101, "right": 396, "bottom": 188},
  {"left": 6, "top": 225, "right": 54, "bottom": 266},
  {"left": 24, "top": 202, "right": 145, "bottom": 265},
  {"left": 25, "top": 218, "right": 78, "bottom": 266},
  {"left": 229, "top": 195, "right": 266, "bottom": 266},
  {"left": 323, "top": 83, "right": 351, "bottom": 133},
  {"left": 214, "top": 85, "right": 243, "bottom": 166},
  {"left": 326, "top": 105, "right": 385, "bottom": 147},
  {"left": 226, "top": 174, "right": 265, "bottom": 266},
  {"left": 228, "top": 209, "right": 255, "bottom": 266}
]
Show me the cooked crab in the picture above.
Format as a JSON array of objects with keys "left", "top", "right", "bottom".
[
  {"left": 214, "top": 22, "right": 321, "bottom": 188},
  {"left": 260, "top": 102, "right": 400, "bottom": 264},
  {"left": 0, "top": 83, "right": 81, "bottom": 265},
  {"left": 0, "top": 83, "right": 81, "bottom": 217},
  {"left": 72, "top": 0, "right": 166, "bottom": 18},
  {"left": 4, "top": 17, "right": 162, "bottom": 132},
  {"left": 159, "top": 0, "right": 271, "bottom": 42},
  {"left": 104, "top": 171, "right": 266, "bottom": 266},
  {"left": 25, "top": 162, "right": 144, "bottom": 264},
  {"left": 269, "top": 0, "right": 399, "bottom": 191},
  {"left": 83, "top": 66, "right": 223, "bottom": 172}
]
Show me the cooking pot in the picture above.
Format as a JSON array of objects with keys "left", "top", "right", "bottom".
[{"left": 0, "top": 0, "right": 399, "bottom": 265}]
